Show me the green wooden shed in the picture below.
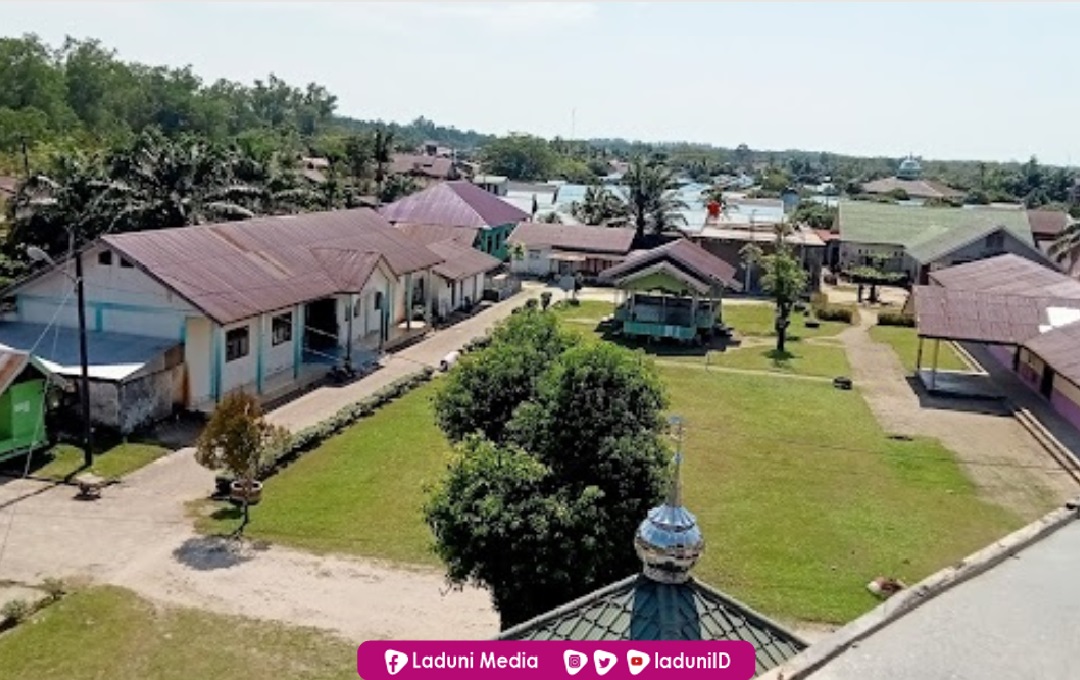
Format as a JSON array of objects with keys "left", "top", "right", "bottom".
[{"left": 0, "top": 348, "right": 58, "bottom": 463}]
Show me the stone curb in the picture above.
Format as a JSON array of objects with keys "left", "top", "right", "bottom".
[{"left": 758, "top": 502, "right": 1080, "bottom": 680}]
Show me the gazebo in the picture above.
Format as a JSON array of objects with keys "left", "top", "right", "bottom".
[{"left": 599, "top": 240, "right": 741, "bottom": 344}]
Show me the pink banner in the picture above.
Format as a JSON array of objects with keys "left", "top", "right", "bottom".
[{"left": 357, "top": 640, "right": 756, "bottom": 679}]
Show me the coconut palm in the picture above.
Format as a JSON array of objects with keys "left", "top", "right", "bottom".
[
  {"left": 570, "top": 185, "right": 628, "bottom": 226},
  {"left": 373, "top": 126, "right": 395, "bottom": 201},
  {"left": 623, "top": 158, "right": 689, "bottom": 241},
  {"left": 1049, "top": 221, "right": 1080, "bottom": 274}
]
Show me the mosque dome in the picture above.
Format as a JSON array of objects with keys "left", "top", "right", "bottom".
[
  {"left": 897, "top": 155, "right": 922, "bottom": 180},
  {"left": 634, "top": 452, "right": 705, "bottom": 584}
]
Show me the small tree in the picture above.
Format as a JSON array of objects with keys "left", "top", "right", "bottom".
[
  {"left": 738, "top": 241, "right": 763, "bottom": 292},
  {"left": 195, "top": 391, "right": 290, "bottom": 536},
  {"left": 847, "top": 254, "right": 904, "bottom": 304},
  {"left": 760, "top": 227, "right": 809, "bottom": 354}
]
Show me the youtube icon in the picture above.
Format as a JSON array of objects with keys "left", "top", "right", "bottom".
[{"left": 627, "top": 650, "right": 650, "bottom": 676}]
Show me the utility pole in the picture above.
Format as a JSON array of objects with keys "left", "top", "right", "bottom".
[{"left": 74, "top": 252, "right": 93, "bottom": 468}]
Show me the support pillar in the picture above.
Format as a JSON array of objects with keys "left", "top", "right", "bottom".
[
  {"left": 256, "top": 313, "right": 266, "bottom": 395},
  {"left": 424, "top": 270, "right": 433, "bottom": 326},
  {"left": 930, "top": 338, "right": 941, "bottom": 390},
  {"left": 405, "top": 274, "right": 413, "bottom": 331},
  {"left": 916, "top": 335, "right": 924, "bottom": 371},
  {"left": 345, "top": 294, "right": 355, "bottom": 371},
  {"left": 293, "top": 304, "right": 305, "bottom": 381}
]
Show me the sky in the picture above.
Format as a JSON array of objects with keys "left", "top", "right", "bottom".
[{"left": 4, "top": 2, "right": 1078, "bottom": 165}]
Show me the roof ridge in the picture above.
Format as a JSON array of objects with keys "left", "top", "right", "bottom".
[{"left": 496, "top": 574, "right": 641, "bottom": 639}]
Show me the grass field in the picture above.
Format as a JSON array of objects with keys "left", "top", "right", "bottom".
[
  {"left": 0, "top": 587, "right": 355, "bottom": 680},
  {"left": 555, "top": 300, "right": 852, "bottom": 377},
  {"left": 195, "top": 381, "right": 447, "bottom": 565},
  {"left": 19, "top": 443, "right": 167, "bottom": 482},
  {"left": 195, "top": 305, "right": 1023, "bottom": 624},
  {"left": 870, "top": 325, "right": 970, "bottom": 373}
]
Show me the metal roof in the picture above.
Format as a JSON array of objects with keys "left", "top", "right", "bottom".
[
  {"left": 1026, "top": 209, "right": 1070, "bottom": 237},
  {"left": 1024, "top": 322, "right": 1080, "bottom": 387},
  {"left": 838, "top": 201, "right": 1032, "bottom": 248},
  {"left": 911, "top": 286, "right": 1080, "bottom": 344},
  {"left": 601, "top": 239, "right": 741, "bottom": 291},
  {"left": 927, "top": 254, "right": 1080, "bottom": 298},
  {"left": 906, "top": 224, "right": 1043, "bottom": 265},
  {"left": 394, "top": 223, "right": 479, "bottom": 247},
  {"left": 0, "top": 324, "right": 179, "bottom": 382},
  {"left": 426, "top": 239, "right": 501, "bottom": 281},
  {"left": 379, "top": 181, "right": 528, "bottom": 229},
  {"left": 860, "top": 177, "right": 964, "bottom": 200},
  {"left": 498, "top": 574, "right": 806, "bottom": 675},
  {"left": 103, "top": 208, "right": 443, "bottom": 325},
  {"left": 508, "top": 223, "right": 636, "bottom": 255}
]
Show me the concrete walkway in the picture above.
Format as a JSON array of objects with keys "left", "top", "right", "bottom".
[
  {"left": 840, "top": 308, "right": 1079, "bottom": 518},
  {"left": 0, "top": 292, "right": 534, "bottom": 642}
]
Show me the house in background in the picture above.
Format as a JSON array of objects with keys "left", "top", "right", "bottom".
[
  {"left": 0, "top": 348, "right": 61, "bottom": 463},
  {"left": 380, "top": 181, "right": 528, "bottom": 259},
  {"left": 836, "top": 201, "right": 1039, "bottom": 281},
  {"left": 601, "top": 239, "right": 742, "bottom": 344},
  {"left": 860, "top": 155, "right": 964, "bottom": 202},
  {"left": 507, "top": 223, "right": 635, "bottom": 278},
  {"left": 471, "top": 175, "right": 509, "bottom": 197},
  {"left": 388, "top": 153, "right": 461, "bottom": 187},
  {"left": 298, "top": 156, "right": 330, "bottom": 185},
  {"left": 0, "top": 209, "right": 447, "bottom": 430}
]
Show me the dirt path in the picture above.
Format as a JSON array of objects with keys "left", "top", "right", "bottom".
[
  {"left": 0, "top": 294, "right": 530, "bottom": 640},
  {"left": 839, "top": 308, "right": 1078, "bottom": 518}
]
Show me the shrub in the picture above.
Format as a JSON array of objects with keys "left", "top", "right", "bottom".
[
  {"left": 878, "top": 311, "right": 915, "bottom": 327},
  {"left": 1, "top": 599, "right": 30, "bottom": 623},
  {"left": 540, "top": 291, "right": 552, "bottom": 310},
  {"left": 814, "top": 304, "right": 855, "bottom": 324},
  {"left": 41, "top": 577, "right": 66, "bottom": 602}
]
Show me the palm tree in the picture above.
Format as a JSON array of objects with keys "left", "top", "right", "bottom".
[
  {"left": 570, "top": 185, "right": 628, "bottom": 226},
  {"left": 738, "top": 242, "right": 763, "bottom": 292},
  {"left": 623, "top": 158, "right": 688, "bottom": 242},
  {"left": 373, "top": 126, "right": 394, "bottom": 201},
  {"left": 1050, "top": 222, "right": 1080, "bottom": 274},
  {"left": 105, "top": 131, "right": 256, "bottom": 231}
]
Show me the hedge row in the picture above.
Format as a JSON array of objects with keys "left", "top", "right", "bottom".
[
  {"left": 877, "top": 311, "right": 915, "bottom": 327},
  {"left": 259, "top": 366, "right": 436, "bottom": 480}
]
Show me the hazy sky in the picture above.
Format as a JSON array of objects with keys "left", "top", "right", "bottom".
[{"left": 5, "top": 2, "right": 1077, "bottom": 164}]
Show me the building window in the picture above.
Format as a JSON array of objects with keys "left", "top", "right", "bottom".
[
  {"left": 528, "top": 250, "right": 541, "bottom": 260},
  {"left": 119, "top": 257, "right": 135, "bottom": 269},
  {"left": 271, "top": 313, "right": 292, "bottom": 346},
  {"left": 97, "top": 251, "right": 113, "bottom": 266},
  {"left": 225, "top": 327, "right": 250, "bottom": 361}
]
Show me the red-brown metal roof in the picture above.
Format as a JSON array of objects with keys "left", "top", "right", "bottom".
[
  {"left": 427, "top": 239, "right": 501, "bottom": 281},
  {"left": 912, "top": 285, "right": 1080, "bottom": 344},
  {"left": 600, "top": 239, "right": 741, "bottom": 291},
  {"left": 395, "top": 223, "right": 479, "bottom": 247},
  {"left": 508, "top": 223, "right": 635, "bottom": 255},
  {"left": 103, "top": 208, "right": 443, "bottom": 325},
  {"left": 1027, "top": 209, "right": 1070, "bottom": 237},
  {"left": 928, "top": 254, "right": 1080, "bottom": 298},
  {"left": 380, "top": 181, "right": 528, "bottom": 228},
  {"left": 0, "top": 347, "right": 30, "bottom": 395}
]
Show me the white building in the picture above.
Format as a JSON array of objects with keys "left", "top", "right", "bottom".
[
  {"left": 0, "top": 209, "right": 476, "bottom": 431},
  {"left": 507, "top": 223, "right": 636, "bottom": 279}
]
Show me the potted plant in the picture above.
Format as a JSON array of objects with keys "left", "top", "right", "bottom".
[{"left": 195, "top": 392, "right": 290, "bottom": 536}]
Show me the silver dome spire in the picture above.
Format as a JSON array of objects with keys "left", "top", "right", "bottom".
[{"left": 634, "top": 417, "right": 704, "bottom": 584}]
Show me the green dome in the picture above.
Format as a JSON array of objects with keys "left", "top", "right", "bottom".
[{"left": 897, "top": 156, "right": 922, "bottom": 180}]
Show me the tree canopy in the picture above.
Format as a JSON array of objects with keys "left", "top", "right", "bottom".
[{"left": 426, "top": 311, "right": 670, "bottom": 628}]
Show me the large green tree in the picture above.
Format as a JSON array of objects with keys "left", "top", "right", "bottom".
[
  {"left": 426, "top": 337, "right": 669, "bottom": 629},
  {"left": 433, "top": 308, "right": 575, "bottom": 443},
  {"left": 480, "top": 134, "right": 557, "bottom": 181},
  {"left": 570, "top": 185, "right": 629, "bottom": 226}
]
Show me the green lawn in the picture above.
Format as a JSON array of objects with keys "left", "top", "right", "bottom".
[
  {"left": 189, "top": 305, "right": 1022, "bottom": 625},
  {"left": 663, "top": 364, "right": 1022, "bottom": 623},
  {"left": 0, "top": 587, "right": 354, "bottom": 680},
  {"left": 555, "top": 300, "right": 851, "bottom": 377},
  {"left": 195, "top": 381, "right": 448, "bottom": 565},
  {"left": 30, "top": 443, "right": 167, "bottom": 482},
  {"left": 870, "top": 325, "right": 970, "bottom": 373}
]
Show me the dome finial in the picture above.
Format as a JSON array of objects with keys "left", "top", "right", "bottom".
[{"left": 634, "top": 416, "right": 704, "bottom": 584}]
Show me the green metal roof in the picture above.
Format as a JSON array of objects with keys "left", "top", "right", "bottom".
[
  {"left": 906, "top": 222, "right": 1040, "bottom": 264},
  {"left": 837, "top": 201, "right": 1032, "bottom": 249},
  {"left": 497, "top": 574, "right": 806, "bottom": 675}
]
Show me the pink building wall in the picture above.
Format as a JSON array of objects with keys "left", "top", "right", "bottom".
[{"left": 1050, "top": 388, "right": 1080, "bottom": 433}]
